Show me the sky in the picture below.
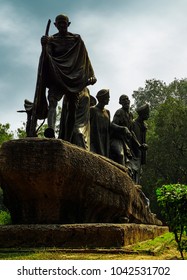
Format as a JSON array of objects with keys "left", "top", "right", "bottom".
[{"left": 1, "top": 0, "right": 187, "bottom": 133}]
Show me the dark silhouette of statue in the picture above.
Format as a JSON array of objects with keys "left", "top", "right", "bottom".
[
  {"left": 90, "top": 89, "right": 111, "bottom": 157},
  {"left": 90, "top": 90, "right": 130, "bottom": 158},
  {"left": 59, "top": 87, "right": 91, "bottom": 150},
  {"left": 110, "top": 95, "right": 134, "bottom": 166},
  {"left": 110, "top": 95, "right": 141, "bottom": 174},
  {"left": 17, "top": 100, "right": 33, "bottom": 137},
  {"left": 41, "top": 14, "right": 96, "bottom": 141},
  {"left": 131, "top": 103, "right": 150, "bottom": 184},
  {"left": 59, "top": 90, "right": 98, "bottom": 150}
]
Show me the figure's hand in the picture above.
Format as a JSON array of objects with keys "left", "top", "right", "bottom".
[
  {"left": 87, "top": 76, "right": 97, "bottom": 85},
  {"left": 41, "top": 35, "right": 50, "bottom": 46}
]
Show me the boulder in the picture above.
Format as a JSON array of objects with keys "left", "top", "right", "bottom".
[{"left": 0, "top": 138, "right": 161, "bottom": 225}]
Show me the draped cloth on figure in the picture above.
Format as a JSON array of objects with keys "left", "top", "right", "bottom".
[
  {"left": 36, "top": 31, "right": 95, "bottom": 121},
  {"left": 44, "top": 33, "right": 95, "bottom": 94},
  {"left": 59, "top": 88, "right": 90, "bottom": 150}
]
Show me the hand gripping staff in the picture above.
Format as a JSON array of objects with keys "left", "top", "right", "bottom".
[{"left": 28, "top": 19, "right": 51, "bottom": 137}]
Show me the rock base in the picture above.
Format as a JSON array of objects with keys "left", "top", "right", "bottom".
[
  {"left": 0, "top": 224, "right": 168, "bottom": 248},
  {"left": 0, "top": 139, "right": 162, "bottom": 225}
]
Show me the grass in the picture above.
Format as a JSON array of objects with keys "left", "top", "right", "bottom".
[
  {"left": 0, "top": 232, "right": 184, "bottom": 260},
  {"left": 0, "top": 206, "right": 185, "bottom": 260}
]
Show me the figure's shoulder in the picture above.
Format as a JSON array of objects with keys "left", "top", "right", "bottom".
[
  {"left": 67, "top": 32, "right": 81, "bottom": 39},
  {"left": 114, "top": 108, "right": 123, "bottom": 116},
  {"left": 51, "top": 32, "right": 81, "bottom": 39},
  {"left": 105, "top": 109, "right": 111, "bottom": 119},
  {"left": 51, "top": 33, "right": 60, "bottom": 38},
  {"left": 49, "top": 33, "right": 60, "bottom": 42},
  {"left": 69, "top": 32, "right": 80, "bottom": 37},
  {"left": 106, "top": 108, "right": 110, "bottom": 115}
]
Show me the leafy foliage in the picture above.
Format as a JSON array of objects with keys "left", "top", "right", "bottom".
[
  {"left": 132, "top": 79, "right": 168, "bottom": 111},
  {"left": 0, "top": 123, "right": 13, "bottom": 146},
  {"left": 135, "top": 79, "right": 187, "bottom": 215},
  {"left": 132, "top": 78, "right": 187, "bottom": 111},
  {"left": 16, "top": 123, "right": 27, "bottom": 139},
  {"left": 0, "top": 210, "right": 11, "bottom": 225},
  {"left": 167, "top": 78, "right": 187, "bottom": 104},
  {"left": 145, "top": 98, "right": 187, "bottom": 184},
  {"left": 156, "top": 184, "right": 187, "bottom": 259}
]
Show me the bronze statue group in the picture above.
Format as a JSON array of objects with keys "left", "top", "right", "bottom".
[
  {"left": 34, "top": 14, "right": 150, "bottom": 185},
  {"left": 89, "top": 90, "right": 150, "bottom": 185}
]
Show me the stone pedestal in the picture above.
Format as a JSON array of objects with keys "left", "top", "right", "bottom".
[{"left": 0, "top": 224, "right": 168, "bottom": 248}]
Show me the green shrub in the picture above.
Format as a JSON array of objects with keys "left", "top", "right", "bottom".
[
  {"left": 0, "top": 210, "right": 11, "bottom": 225},
  {"left": 156, "top": 184, "right": 187, "bottom": 259}
]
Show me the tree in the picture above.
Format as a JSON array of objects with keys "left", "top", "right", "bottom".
[
  {"left": 0, "top": 123, "right": 13, "bottom": 146},
  {"left": 156, "top": 184, "right": 187, "bottom": 260},
  {"left": 0, "top": 123, "right": 14, "bottom": 213},
  {"left": 132, "top": 79, "right": 168, "bottom": 111},
  {"left": 167, "top": 78, "right": 187, "bottom": 105},
  {"left": 150, "top": 98, "right": 187, "bottom": 183},
  {"left": 133, "top": 78, "right": 187, "bottom": 215},
  {"left": 132, "top": 78, "right": 187, "bottom": 111},
  {"left": 140, "top": 98, "right": 187, "bottom": 216}
]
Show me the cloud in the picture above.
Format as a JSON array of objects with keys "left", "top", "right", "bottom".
[
  {"left": 1, "top": 0, "right": 187, "bottom": 132},
  {"left": 0, "top": 3, "right": 45, "bottom": 131}
]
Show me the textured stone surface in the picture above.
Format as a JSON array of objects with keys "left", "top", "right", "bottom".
[
  {"left": 0, "top": 224, "right": 168, "bottom": 248},
  {"left": 0, "top": 138, "right": 161, "bottom": 225}
]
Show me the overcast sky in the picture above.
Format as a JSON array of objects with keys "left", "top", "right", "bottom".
[{"left": 1, "top": 0, "right": 187, "bottom": 132}]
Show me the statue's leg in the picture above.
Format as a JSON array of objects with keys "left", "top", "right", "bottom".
[
  {"left": 64, "top": 92, "right": 79, "bottom": 142},
  {"left": 47, "top": 100, "right": 57, "bottom": 130},
  {"left": 47, "top": 87, "right": 63, "bottom": 130},
  {"left": 71, "top": 88, "right": 90, "bottom": 149},
  {"left": 58, "top": 96, "right": 67, "bottom": 140}
]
